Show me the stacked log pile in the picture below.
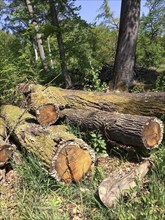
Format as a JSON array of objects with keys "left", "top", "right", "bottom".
[
  {"left": 0, "top": 105, "right": 95, "bottom": 183},
  {"left": 0, "top": 83, "right": 164, "bottom": 206}
]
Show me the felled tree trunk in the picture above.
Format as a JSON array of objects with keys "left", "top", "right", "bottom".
[
  {"left": 99, "top": 160, "right": 150, "bottom": 208},
  {"left": 0, "top": 117, "right": 13, "bottom": 167},
  {"left": 60, "top": 109, "right": 164, "bottom": 151},
  {"left": 0, "top": 105, "right": 95, "bottom": 183},
  {"left": 18, "top": 84, "right": 165, "bottom": 122}
]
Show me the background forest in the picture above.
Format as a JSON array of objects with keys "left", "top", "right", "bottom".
[
  {"left": 0, "top": 1, "right": 165, "bottom": 220},
  {"left": 0, "top": 0, "right": 165, "bottom": 103}
]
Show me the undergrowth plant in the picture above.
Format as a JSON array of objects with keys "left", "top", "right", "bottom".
[
  {"left": 154, "top": 72, "right": 165, "bottom": 92},
  {"left": 5, "top": 152, "right": 68, "bottom": 220},
  {"left": 85, "top": 131, "right": 107, "bottom": 154},
  {"left": 66, "top": 121, "right": 107, "bottom": 154},
  {"left": 83, "top": 62, "right": 107, "bottom": 92},
  {"left": 2, "top": 139, "right": 165, "bottom": 220}
]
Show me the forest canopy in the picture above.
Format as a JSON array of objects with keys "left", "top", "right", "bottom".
[{"left": 0, "top": 0, "right": 165, "bottom": 102}]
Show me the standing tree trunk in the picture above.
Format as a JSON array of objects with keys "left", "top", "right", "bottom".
[
  {"left": 47, "top": 36, "right": 55, "bottom": 67},
  {"left": 49, "top": 0, "right": 72, "bottom": 88},
  {"left": 112, "top": 0, "right": 141, "bottom": 91},
  {"left": 25, "top": 0, "right": 47, "bottom": 69},
  {"left": 33, "top": 42, "right": 39, "bottom": 61}
]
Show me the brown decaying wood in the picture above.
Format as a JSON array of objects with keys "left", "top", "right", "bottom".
[
  {"left": 36, "top": 103, "right": 59, "bottom": 127},
  {"left": 0, "top": 145, "right": 13, "bottom": 167},
  {"left": 99, "top": 160, "right": 150, "bottom": 208},
  {"left": 19, "top": 84, "right": 165, "bottom": 118},
  {"left": 52, "top": 143, "right": 92, "bottom": 183},
  {"left": 0, "top": 117, "right": 13, "bottom": 167},
  {"left": 0, "top": 105, "right": 95, "bottom": 183},
  {"left": 60, "top": 109, "right": 164, "bottom": 151}
]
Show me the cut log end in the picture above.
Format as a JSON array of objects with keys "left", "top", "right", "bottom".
[
  {"left": 0, "top": 145, "right": 13, "bottom": 167},
  {"left": 36, "top": 104, "right": 59, "bottom": 127},
  {"left": 50, "top": 142, "right": 94, "bottom": 183},
  {"left": 142, "top": 118, "right": 164, "bottom": 149}
]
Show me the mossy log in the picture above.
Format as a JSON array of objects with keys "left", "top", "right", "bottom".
[
  {"left": 60, "top": 109, "right": 164, "bottom": 151},
  {"left": 0, "top": 117, "right": 13, "bottom": 167},
  {"left": 18, "top": 84, "right": 165, "bottom": 123},
  {"left": 0, "top": 105, "right": 95, "bottom": 183},
  {"left": 21, "top": 85, "right": 60, "bottom": 127},
  {"left": 99, "top": 160, "right": 150, "bottom": 208}
]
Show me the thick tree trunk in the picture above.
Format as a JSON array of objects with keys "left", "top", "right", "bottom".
[
  {"left": 25, "top": 0, "right": 47, "bottom": 69},
  {"left": 60, "top": 108, "right": 164, "bottom": 151},
  {"left": 0, "top": 105, "right": 95, "bottom": 183},
  {"left": 0, "top": 117, "right": 13, "bottom": 167},
  {"left": 112, "top": 0, "right": 140, "bottom": 91},
  {"left": 49, "top": 0, "right": 72, "bottom": 88},
  {"left": 18, "top": 84, "right": 165, "bottom": 119}
]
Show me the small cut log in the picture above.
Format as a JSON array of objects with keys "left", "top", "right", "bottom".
[
  {"left": 99, "top": 160, "right": 150, "bottom": 208},
  {"left": 0, "top": 105, "right": 95, "bottom": 183},
  {"left": 60, "top": 109, "right": 164, "bottom": 151},
  {"left": 34, "top": 103, "right": 59, "bottom": 127},
  {"left": 18, "top": 84, "right": 165, "bottom": 118},
  {"left": 0, "top": 117, "right": 13, "bottom": 167},
  {"left": 18, "top": 83, "right": 65, "bottom": 127}
]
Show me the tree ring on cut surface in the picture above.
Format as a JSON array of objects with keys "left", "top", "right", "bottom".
[
  {"left": 36, "top": 103, "right": 59, "bottom": 126},
  {"left": 142, "top": 118, "right": 164, "bottom": 148},
  {"left": 50, "top": 141, "right": 95, "bottom": 183}
]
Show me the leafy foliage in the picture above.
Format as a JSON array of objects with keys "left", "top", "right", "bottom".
[
  {"left": 95, "top": 0, "right": 119, "bottom": 30},
  {"left": 86, "top": 130, "right": 107, "bottom": 154},
  {"left": 0, "top": 30, "right": 41, "bottom": 103},
  {"left": 136, "top": 0, "right": 165, "bottom": 68},
  {"left": 154, "top": 71, "right": 165, "bottom": 92}
]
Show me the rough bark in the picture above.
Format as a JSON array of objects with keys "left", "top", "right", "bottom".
[
  {"left": 49, "top": 0, "right": 72, "bottom": 88},
  {"left": 112, "top": 0, "right": 140, "bottom": 91},
  {"left": 0, "top": 117, "right": 13, "bottom": 167},
  {"left": 0, "top": 105, "right": 95, "bottom": 183},
  {"left": 60, "top": 109, "right": 164, "bottom": 151},
  {"left": 99, "top": 160, "right": 150, "bottom": 208},
  {"left": 18, "top": 84, "right": 165, "bottom": 118},
  {"left": 25, "top": 0, "right": 47, "bottom": 69}
]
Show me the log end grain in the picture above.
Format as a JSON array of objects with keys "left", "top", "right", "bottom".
[
  {"left": 50, "top": 141, "right": 95, "bottom": 183},
  {"left": 0, "top": 145, "right": 13, "bottom": 167},
  {"left": 142, "top": 118, "right": 164, "bottom": 149},
  {"left": 36, "top": 104, "right": 59, "bottom": 127}
]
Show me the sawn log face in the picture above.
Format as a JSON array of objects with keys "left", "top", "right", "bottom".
[{"left": 0, "top": 117, "right": 13, "bottom": 167}]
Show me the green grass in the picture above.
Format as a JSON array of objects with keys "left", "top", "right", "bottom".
[{"left": 1, "top": 140, "right": 165, "bottom": 220}]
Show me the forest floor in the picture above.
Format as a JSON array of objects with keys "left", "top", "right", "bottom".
[{"left": 0, "top": 139, "right": 165, "bottom": 220}]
